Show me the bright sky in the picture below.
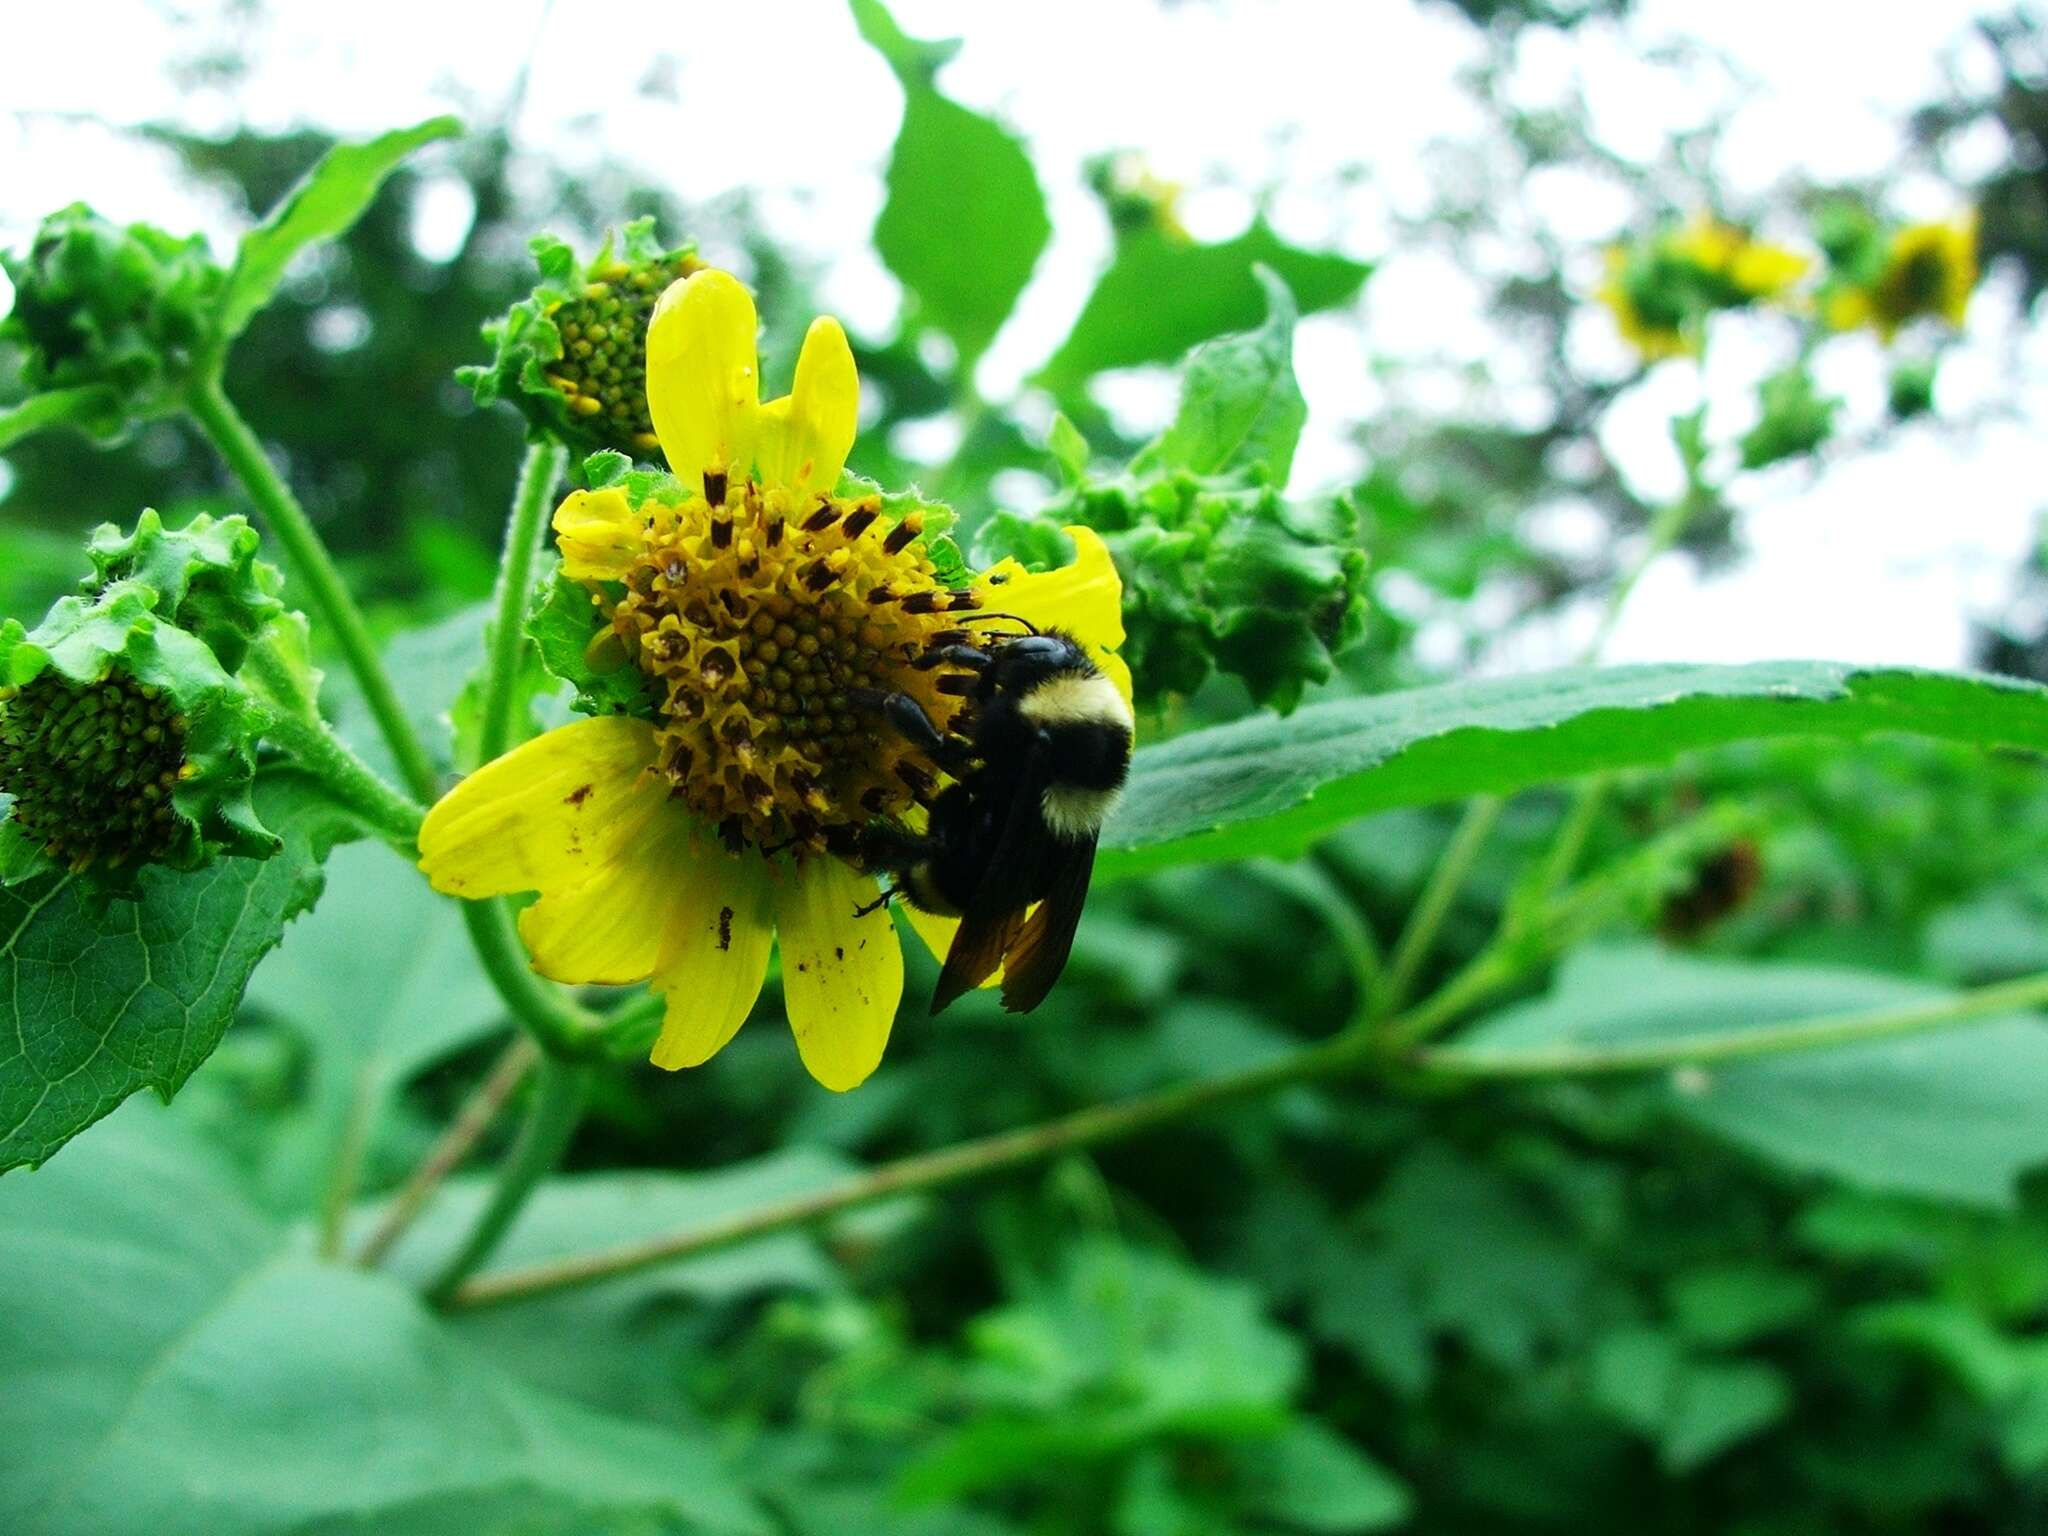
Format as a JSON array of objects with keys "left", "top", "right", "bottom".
[{"left": 2, "top": 0, "right": 2040, "bottom": 672}]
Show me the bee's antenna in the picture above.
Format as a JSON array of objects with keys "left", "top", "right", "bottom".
[{"left": 958, "top": 611, "right": 1040, "bottom": 636}]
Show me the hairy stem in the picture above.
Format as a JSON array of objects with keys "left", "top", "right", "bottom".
[
  {"left": 357, "top": 1035, "right": 541, "bottom": 1268},
  {"left": 187, "top": 376, "right": 440, "bottom": 802},
  {"left": 257, "top": 706, "right": 424, "bottom": 848},
  {"left": 461, "top": 899, "right": 601, "bottom": 1059},
  {"left": 470, "top": 441, "right": 564, "bottom": 770},
  {"left": 425, "top": 1054, "right": 589, "bottom": 1305}
]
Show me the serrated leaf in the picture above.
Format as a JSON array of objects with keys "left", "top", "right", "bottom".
[
  {"left": 1100, "top": 663, "right": 2048, "bottom": 879},
  {"left": 1467, "top": 947, "right": 2048, "bottom": 1207},
  {"left": 856, "top": 0, "right": 1048, "bottom": 366},
  {"left": 0, "top": 1103, "right": 769, "bottom": 1535},
  {"left": 0, "top": 776, "right": 346, "bottom": 1173},
  {"left": 216, "top": 116, "right": 461, "bottom": 343},
  {"left": 1135, "top": 266, "right": 1304, "bottom": 486},
  {"left": 1037, "top": 220, "right": 1370, "bottom": 390}
]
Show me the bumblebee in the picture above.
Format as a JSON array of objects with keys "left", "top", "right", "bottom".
[{"left": 855, "top": 627, "right": 1133, "bottom": 1013}]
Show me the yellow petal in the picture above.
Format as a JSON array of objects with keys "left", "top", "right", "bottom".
[
  {"left": 774, "top": 857, "right": 904, "bottom": 1092},
  {"left": 900, "top": 904, "right": 1002, "bottom": 991},
  {"left": 647, "top": 268, "right": 760, "bottom": 496},
  {"left": 517, "top": 814, "right": 697, "bottom": 986},
  {"left": 417, "top": 717, "right": 663, "bottom": 899},
  {"left": 648, "top": 843, "right": 776, "bottom": 1071},
  {"left": 982, "top": 524, "right": 1133, "bottom": 707},
  {"left": 755, "top": 315, "right": 859, "bottom": 497},
  {"left": 551, "top": 486, "right": 642, "bottom": 582}
]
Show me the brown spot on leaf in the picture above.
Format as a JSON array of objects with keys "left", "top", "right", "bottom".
[
  {"left": 565, "top": 784, "right": 593, "bottom": 806},
  {"left": 717, "top": 906, "right": 734, "bottom": 951}
]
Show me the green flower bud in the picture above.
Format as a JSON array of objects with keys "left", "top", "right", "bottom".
[
  {"left": 459, "top": 219, "right": 701, "bottom": 465},
  {"left": 0, "top": 203, "right": 225, "bottom": 438},
  {"left": 978, "top": 474, "right": 1369, "bottom": 715},
  {"left": 0, "top": 511, "right": 289, "bottom": 883}
]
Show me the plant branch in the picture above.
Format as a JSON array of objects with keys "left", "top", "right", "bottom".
[
  {"left": 447, "top": 966, "right": 2048, "bottom": 1311},
  {"left": 1415, "top": 969, "right": 2048, "bottom": 1079},
  {"left": 449, "top": 1031, "right": 1366, "bottom": 1310},
  {"left": 357, "top": 1035, "right": 541, "bottom": 1268},
  {"left": 425, "top": 1054, "right": 588, "bottom": 1305},
  {"left": 1375, "top": 795, "right": 1502, "bottom": 1020},
  {"left": 257, "top": 706, "right": 424, "bottom": 848},
  {"left": 460, "top": 899, "right": 602, "bottom": 1058},
  {"left": 187, "top": 375, "right": 440, "bottom": 802}
]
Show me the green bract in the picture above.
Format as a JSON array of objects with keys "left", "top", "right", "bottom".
[
  {"left": 981, "top": 270, "right": 1368, "bottom": 713},
  {"left": 458, "top": 220, "right": 701, "bottom": 466},
  {"left": 0, "top": 511, "right": 291, "bottom": 882},
  {"left": 0, "top": 203, "right": 225, "bottom": 440}
]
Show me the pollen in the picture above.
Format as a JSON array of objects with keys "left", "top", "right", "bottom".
[
  {"left": 0, "top": 671, "right": 189, "bottom": 871},
  {"left": 596, "top": 482, "right": 980, "bottom": 852},
  {"left": 547, "top": 251, "right": 704, "bottom": 458}
]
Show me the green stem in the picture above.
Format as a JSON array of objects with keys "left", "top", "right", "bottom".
[
  {"left": 187, "top": 375, "right": 439, "bottom": 802},
  {"left": 1243, "top": 858, "right": 1383, "bottom": 1010},
  {"left": 1376, "top": 796, "right": 1503, "bottom": 1020},
  {"left": 258, "top": 707, "right": 424, "bottom": 848},
  {"left": 425, "top": 1055, "right": 589, "bottom": 1306},
  {"left": 461, "top": 899, "right": 601, "bottom": 1059},
  {"left": 471, "top": 441, "right": 564, "bottom": 770},
  {"left": 358, "top": 1035, "right": 540, "bottom": 1268},
  {"left": 448, "top": 965, "right": 2048, "bottom": 1309},
  {"left": 1417, "top": 969, "right": 2048, "bottom": 1079},
  {"left": 450, "top": 1032, "right": 1364, "bottom": 1310}
]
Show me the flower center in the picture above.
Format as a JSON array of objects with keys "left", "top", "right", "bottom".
[
  {"left": 597, "top": 480, "right": 984, "bottom": 853},
  {"left": 0, "top": 671, "right": 189, "bottom": 871},
  {"left": 547, "top": 252, "right": 703, "bottom": 457}
]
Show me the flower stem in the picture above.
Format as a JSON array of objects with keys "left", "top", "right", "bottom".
[
  {"left": 470, "top": 441, "right": 564, "bottom": 770},
  {"left": 460, "top": 899, "right": 601, "bottom": 1058},
  {"left": 357, "top": 1035, "right": 540, "bottom": 1268},
  {"left": 425, "top": 1054, "right": 588, "bottom": 1306},
  {"left": 257, "top": 706, "right": 424, "bottom": 848},
  {"left": 186, "top": 375, "right": 440, "bottom": 803},
  {"left": 447, "top": 966, "right": 2048, "bottom": 1310},
  {"left": 1414, "top": 969, "right": 2048, "bottom": 1079}
]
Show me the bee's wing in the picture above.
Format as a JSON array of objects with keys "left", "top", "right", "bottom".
[
  {"left": 930, "top": 735, "right": 1055, "bottom": 1015},
  {"left": 997, "top": 836, "right": 1096, "bottom": 1015}
]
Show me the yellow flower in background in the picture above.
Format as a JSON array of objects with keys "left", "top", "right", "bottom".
[
  {"left": 1825, "top": 212, "right": 1978, "bottom": 341},
  {"left": 1600, "top": 215, "right": 1811, "bottom": 361},
  {"left": 418, "top": 270, "right": 1128, "bottom": 1092}
]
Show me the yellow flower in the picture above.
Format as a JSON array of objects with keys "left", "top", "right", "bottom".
[
  {"left": 1825, "top": 212, "right": 1978, "bottom": 341},
  {"left": 419, "top": 270, "right": 1129, "bottom": 1091},
  {"left": 1600, "top": 216, "right": 1811, "bottom": 361}
]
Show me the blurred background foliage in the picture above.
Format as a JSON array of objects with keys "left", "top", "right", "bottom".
[{"left": 13, "top": 1, "right": 2048, "bottom": 1533}]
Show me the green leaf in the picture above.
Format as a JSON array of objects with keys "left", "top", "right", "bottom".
[
  {"left": 1100, "top": 663, "right": 2048, "bottom": 879},
  {"left": 854, "top": 0, "right": 1049, "bottom": 366},
  {"left": 1036, "top": 220, "right": 1370, "bottom": 390},
  {"left": 1589, "top": 1326, "right": 1790, "bottom": 1473},
  {"left": 1666, "top": 1263, "right": 1821, "bottom": 1348},
  {"left": 1133, "top": 266, "right": 1305, "bottom": 487},
  {"left": 1241, "top": 1420, "right": 1411, "bottom": 1532},
  {"left": 0, "top": 384, "right": 125, "bottom": 449},
  {"left": 241, "top": 838, "right": 505, "bottom": 1210},
  {"left": 1467, "top": 947, "right": 2048, "bottom": 1207},
  {"left": 0, "top": 777, "right": 344, "bottom": 1174},
  {"left": 0, "top": 1103, "right": 769, "bottom": 1535},
  {"left": 216, "top": 116, "right": 461, "bottom": 344}
]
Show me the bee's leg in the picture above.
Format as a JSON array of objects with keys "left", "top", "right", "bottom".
[
  {"left": 911, "top": 643, "right": 993, "bottom": 672},
  {"left": 851, "top": 689, "right": 974, "bottom": 772},
  {"left": 852, "top": 885, "right": 900, "bottom": 918}
]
